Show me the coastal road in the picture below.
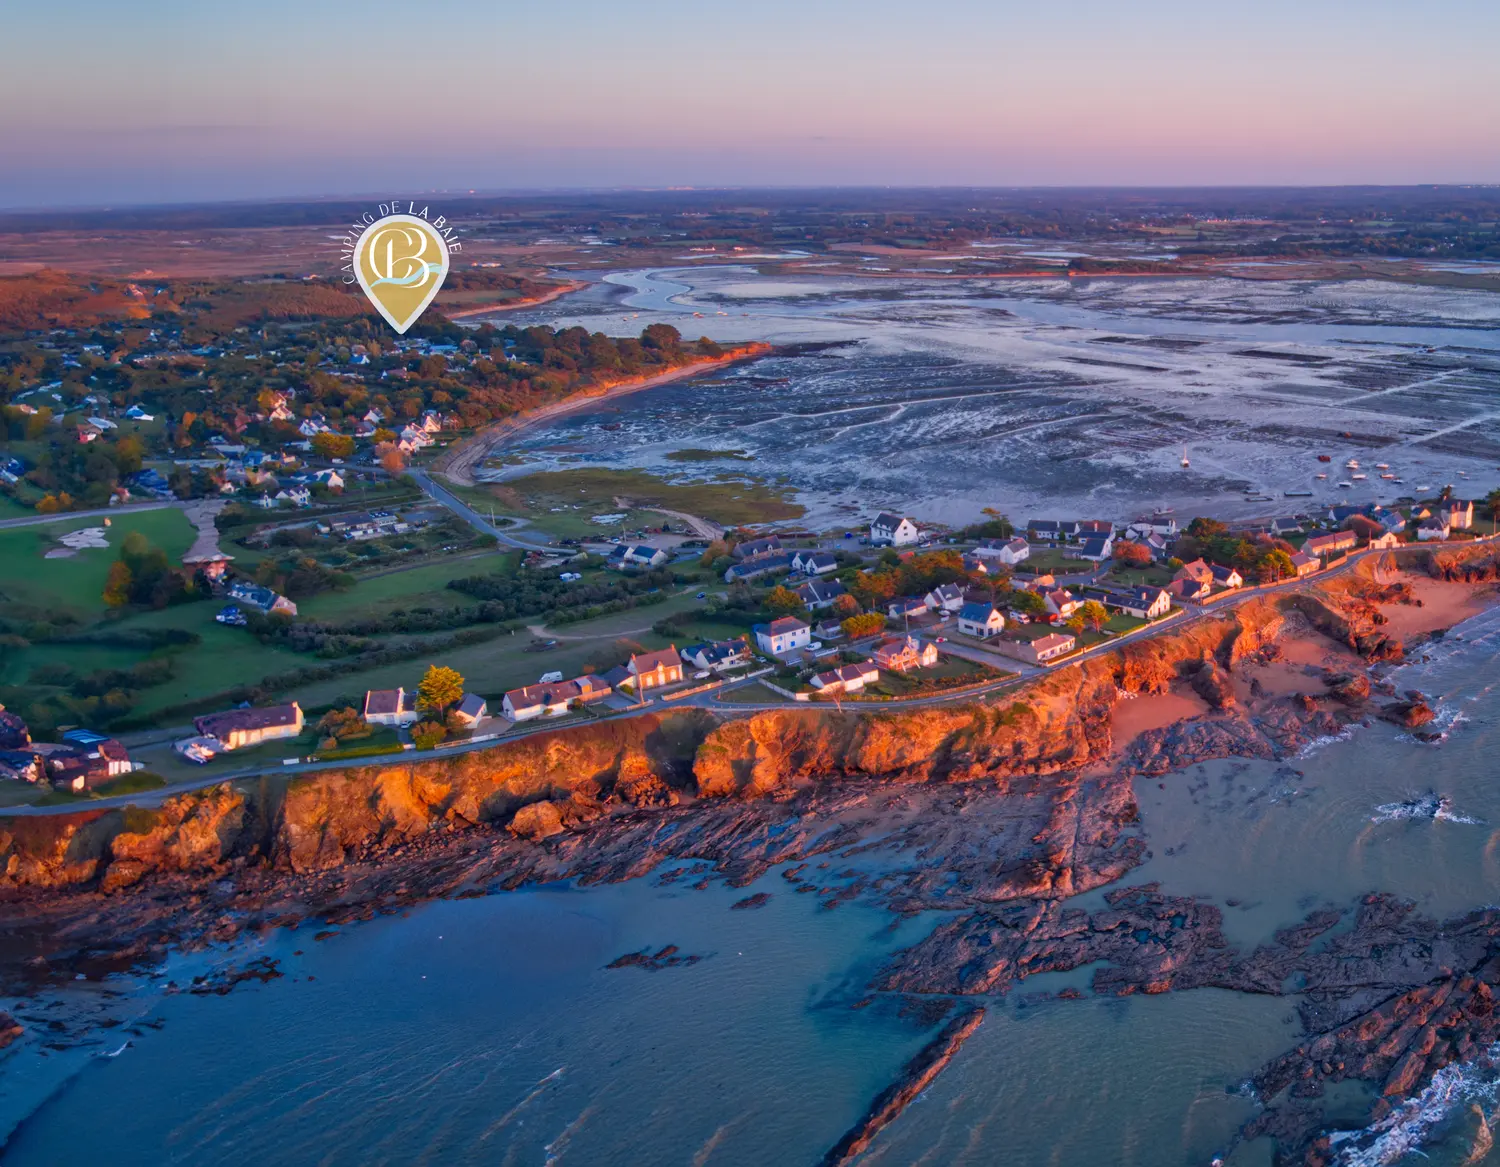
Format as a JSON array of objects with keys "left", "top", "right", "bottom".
[
  {"left": 4, "top": 534, "right": 1481, "bottom": 816},
  {"left": 407, "top": 468, "right": 556, "bottom": 551},
  {"left": 0, "top": 499, "right": 178, "bottom": 530}
]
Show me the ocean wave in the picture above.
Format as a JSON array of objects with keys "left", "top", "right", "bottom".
[
  {"left": 1371, "top": 793, "right": 1484, "bottom": 825},
  {"left": 1297, "top": 725, "right": 1358, "bottom": 759},
  {"left": 1329, "top": 1042, "right": 1500, "bottom": 1165}
]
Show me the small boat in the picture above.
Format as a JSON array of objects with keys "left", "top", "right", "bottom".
[
  {"left": 1376, "top": 463, "right": 1390, "bottom": 470},
  {"left": 1317, "top": 454, "right": 1332, "bottom": 463},
  {"left": 1315, "top": 473, "right": 1328, "bottom": 479},
  {"left": 1352, "top": 473, "right": 1367, "bottom": 480},
  {"left": 1380, "top": 473, "right": 1396, "bottom": 480},
  {"left": 1180, "top": 446, "right": 1190, "bottom": 468},
  {"left": 1338, "top": 481, "right": 1353, "bottom": 488},
  {"left": 1284, "top": 489, "right": 1314, "bottom": 497},
  {"left": 1345, "top": 458, "right": 1361, "bottom": 469},
  {"left": 1417, "top": 484, "right": 1433, "bottom": 491}
]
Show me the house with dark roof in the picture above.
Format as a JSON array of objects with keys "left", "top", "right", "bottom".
[
  {"left": 869, "top": 513, "right": 920, "bottom": 546},
  {"left": 194, "top": 702, "right": 304, "bottom": 750},
  {"left": 795, "top": 577, "right": 846, "bottom": 611},
  {"left": 724, "top": 552, "right": 794, "bottom": 582},
  {"left": 362, "top": 687, "right": 419, "bottom": 727},
  {"left": 733, "top": 535, "right": 782, "bottom": 560},
  {"left": 753, "top": 617, "right": 812, "bottom": 657},
  {"left": 1209, "top": 565, "right": 1243, "bottom": 589},
  {"left": 957, "top": 600, "right": 1005, "bottom": 639},
  {"left": 1079, "top": 533, "right": 1115, "bottom": 562},
  {"left": 887, "top": 595, "right": 929, "bottom": 620},
  {"left": 681, "top": 638, "right": 752, "bottom": 672},
  {"left": 810, "top": 660, "right": 881, "bottom": 694},
  {"left": 972, "top": 536, "right": 1030, "bottom": 566},
  {"left": 791, "top": 550, "right": 837, "bottom": 575},
  {"left": 0, "top": 708, "right": 29, "bottom": 751},
  {"left": 607, "top": 544, "right": 669, "bottom": 570},
  {"left": 924, "top": 582, "right": 965, "bottom": 613},
  {"left": 227, "top": 580, "right": 297, "bottom": 617},
  {"left": 43, "top": 738, "right": 134, "bottom": 791},
  {"left": 0, "top": 750, "right": 41, "bottom": 783},
  {"left": 451, "top": 693, "right": 488, "bottom": 726}
]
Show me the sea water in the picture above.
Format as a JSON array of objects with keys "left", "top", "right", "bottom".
[{"left": 7, "top": 608, "right": 1500, "bottom": 1164}]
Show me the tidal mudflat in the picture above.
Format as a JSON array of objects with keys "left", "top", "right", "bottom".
[{"left": 485, "top": 269, "right": 1500, "bottom": 529}]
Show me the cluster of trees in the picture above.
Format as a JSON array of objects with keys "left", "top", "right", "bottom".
[
  {"left": 1174, "top": 518, "right": 1298, "bottom": 584},
  {"left": 102, "top": 531, "right": 199, "bottom": 608},
  {"left": 448, "top": 564, "right": 676, "bottom": 617},
  {"left": 252, "top": 554, "right": 354, "bottom": 601}
]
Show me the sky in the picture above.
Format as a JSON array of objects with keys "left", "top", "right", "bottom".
[{"left": 3, "top": 0, "right": 1499, "bottom": 208}]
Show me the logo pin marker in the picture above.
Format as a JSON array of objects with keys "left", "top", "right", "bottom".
[{"left": 352, "top": 213, "right": 451, "bottom": 334}]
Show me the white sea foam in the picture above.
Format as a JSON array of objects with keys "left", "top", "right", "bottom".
[
  {"left": 1330, "top": 1043, "right": 1500, "bottom": 1165},
  {"left": 1371, "top": 793, "right": 1484, "bottom": 825}
]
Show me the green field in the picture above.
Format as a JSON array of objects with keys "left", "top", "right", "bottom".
[
  {"left": 0, "top": 508, "right": 195, "bottom": 617},
  {"left": 459, "top": 467, "right": 805, "bottom": 535}
]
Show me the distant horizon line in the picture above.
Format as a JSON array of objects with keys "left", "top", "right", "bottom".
[{"left": 3, "top": 182, "right": 1500, "bottom": 218}]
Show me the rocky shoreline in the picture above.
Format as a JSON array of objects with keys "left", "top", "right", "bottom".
[{"left": 2, "top": 547, "right": 1498, "bottom": 1162}]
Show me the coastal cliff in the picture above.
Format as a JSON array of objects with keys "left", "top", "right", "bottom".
[{"left": 0, "top": 591, "right": 1332, "bottom": 896}]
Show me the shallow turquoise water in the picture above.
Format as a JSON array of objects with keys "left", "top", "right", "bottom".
[{"left": 8, "top": 608, "right": 1500, "bottom": 1164}]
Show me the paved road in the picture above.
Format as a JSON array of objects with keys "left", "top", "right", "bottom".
[
  {"left": 4, "top": 534, "right": 1479, "bottom": 817},
  {"left": 0, "top": 500, "right": 178, "bottom": 530},
  {"left": 408, "top": 469, "right": 556, "bottom": 551}
]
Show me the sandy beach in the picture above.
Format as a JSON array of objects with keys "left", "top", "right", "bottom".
[{"left": 435, "top": 343, "right": 771, "bottom": 486}]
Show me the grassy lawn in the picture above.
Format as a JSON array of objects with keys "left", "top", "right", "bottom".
[
  {"left": 715, "top": 682, "right": 784, "bottom": 704},
  {"left": 479, "top": 467, "right": 805, "bottom": 530},
  {"left": 861, "top": 655, "right": 1010, "bottom": 698},
  {"left": 0, "top": 495, "right": 33, "bottom": 520},
  {"left": 1018, "top": 548, "right": 1096, "bottom": 574},
  {"left": 94, "top": 771, "right": 167, "bottom": 796},
  {"left": 297, "top": 550, "right": 520, "bottom": 620},
  {"left": 0, "top": 508, "right": 195, "bottom": 617},
  {"left": 1106, "top": 566, "right": 1172, "bottom": 588},
  {"left": 1104, "top": 613, "right": 1148, "bottom": 634}
]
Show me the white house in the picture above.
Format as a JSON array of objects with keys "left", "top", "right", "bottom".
[
  {"left": 796, "top": 578, "right": 847, "bottom": 611},
  {"left": 970, "top": 536, "right": 1030, "bottom": 566},
  {"left": 887, "top": 596, "right": 929, "bottom": 620},
  {"left": 754, "top": 616, "right": 812, "bottom": 657},
  {"left": 451, "top": 693, "right": 488, "bottom": 726},
  {"left": 1045, "top": 589, "right": 1081, "bottom": 619},
  {"left": 957, "top": 600, "right": 1006, "bottom": 638},
  {"left": 362, "top": 687, "right": 419, "bottom": 727},
  {"left": 924, "top": 582, "right": 965, "bottom": 613},
  {"left": 810, "top": 660, "right": 880, "bottom": 694},
  {"left": 792, "top": 550, "right": 837, "bottom": 575},
  {"left": 870, "top": 513, "right": 920, "bottom": 546},
  {"left": 1418, "top": 517, "right": 1450, "bottom": 541},
  {"left": 681, "top": 638, "right": 752, "bottom": 672}
]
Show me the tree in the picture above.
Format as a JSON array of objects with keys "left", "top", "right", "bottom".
[
  {"left": 317, "top": 707, "right": 371, "bottom": 743},
  {"left": 376, "top": 441, "right": 406, "bottom": 473},
  {"left": 1439, "top": 484, "right": 1454, "bottom": 502},
  {"left": 417, "top": 664, "right": 465, "bottom": 713},
  {"left": 102, "top": 560, "right": 133, "bottom": 606},
  {"left": 1257, "top": 549, "right": 1297, "bottom": 584},
  {"left": 411, "top": 720, "right": 447, "bottom": 749},
  {"left": 641, "top": 323, "right": 682, "bottom": 351},
  {"left": 1186, "top": 517, "right": 1228, "bottom": 540},
  {"left": 1112, "top": 540, "right": 1152, "bottom": 568},
  {"left": 841, "top": 612, "right": 887, "bottom": 639},
  {"left": 831, "top": 593, "right": 860, "bottom": 617},
  {"left": 1007, "top": 588, "right": 1046, "bottom": 617},
  {"left": 1079, "top": 600, "right": 1109, "bottom": 632},
  {"left": 1065, "top": 612, "right": 1087, "bottom": 635},
  {"left": 765, "top": 586, "right": 805, "bottom": 617},
  {"left": 1486, "top": 488, "right": 1500, "bottom": 524},
  {"left": 311, "top": 432, "right": 355, "bottom": 460}
]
